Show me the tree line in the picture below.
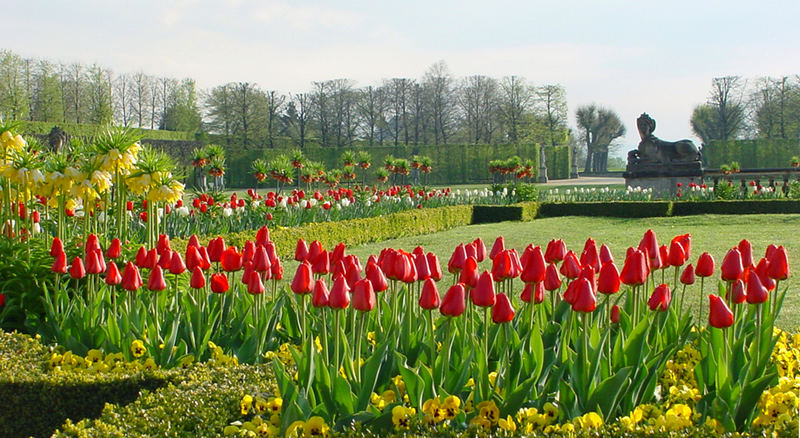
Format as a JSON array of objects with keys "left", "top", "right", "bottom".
[
  {"left": 691, "top": 75, "right": 800, "bottom": 145},
  {"left": 0, "top": 50, "right": 572, "bottom": 152}
]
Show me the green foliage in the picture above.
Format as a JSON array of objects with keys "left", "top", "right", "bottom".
[
  {"left": 0, "top": 237, "right": 54, "bottom": 332},
  {"left": 671, "top": 200, "right": 800, "bottom": 215},
  {"left": 471, "top": 203, "right": 539, "bottom": 224},
  {"left": 788, "top": 181, "right": 800, "bottom": 199},
  {"left": 704, "top": 139, "right": 800, "bottom": 168},
  {"left": 0, "top": 331, "right": 173, "bottom": 438},
  {"left": 545, "top": 145, "right": 572, "bottom": 179},
  {"left": 538, "top": 202, "right": 673, "bottom": 218},
  {"left": 17, "top": 120, "right": 194, "bottom": 141}
]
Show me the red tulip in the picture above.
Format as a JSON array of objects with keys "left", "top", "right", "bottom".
[
  {"left": 221, "top": 247, "right": 243, "bottom": 272},
  {"left": 440, "top": 283, "right": 466, "bottom": 317},
  {"left": 135, "top": 246, "right": 148, "bottom": 268},
  {"left": 489, "top": 236, "right": 505, "bottom": 260},
  {"left": 308, "top": 240, "right": 324, "bottom": 265},
  {"left": 578, "top": 265, "right": 596, "bottom": 290},
  {"left": 121, "top": 262, "right": 143, "bottom": 291},
  {"left": 559, "top": 251, "right": 581, "bottom": 279},
  {"left": 419, "top": 278, "right": 441, "bottom": 310},
  {"left": 207, "top": 237, "right": 225, "bottom": 262},
  {"left": 620, "top": 249, "right": 649, "bottom": 286},
  {"left": 331, "top": 242, "right": 347, "bottom": 266},
  {"left": 312, "top": 250, "right": 330, "bottom": 275},
  {"left": 291, "top": 261, "right": 313, "bottom": 295},
  {"left": 414, "top": 252, "right": 431, "bottom": 281},
  {"left": 521, "top": 282, "right": 534, "bottom": 303},
  {"left": 695, "top": 252, "right": 715, "bottom": 277},
  {"left": 312, "top": 279, "right": 330, "bottom": 307},
  {"left": 190, "top": 267, "right": 206, "bottom": 289},
  {"left": 672, "top": 234, "right": 691, "bottom": 261},
  {"left": 427, "top": 252, "right": 443, "bottom": 281},
  {"left": 648, "top": 284, "right": 671, "bottom": 312},
  {"left": 253, "top": 246, "right": 271, "bottom": 273},
  {"left": 721, "top": 248, "right": 744, "bottom": 281},
  {"left": 544, "top": 239, "right": 567, "bottom": 263},
  {"left": 265, "top": 241, "right": 278, "bottom": 265},
  {"left": 465, "top": 244, "right": 477, "bottom": 263},
  {"left": 597, "top": 261, "right": 621, "bottom": 294},
  {"left": 395, "top": 251, "right": 416, "bottom": 283},
  {"left": 255, "top": 226, "right": 270, "bottom": 246},
  {"left": 157, "top": 250, "right": 171, "bottom": 270},
  {"left": 169, "top": 251, "right": 186, "bottom": 275},
  {"left": 638, "top": 229, "right": 659, "bottom": 260},
  {"left": 729, "top": 278, "right": 746, "bottom": 304},
  {"left": 471, "top": 271, "right": 496, "bottom": 307},
  {"left": 492, "top": 293, "right": 515, "bottom": 323},
  {"left": 148, "top": 265, "right": 167, "bottom": 291},
  {"left": 571, "top": 278, "right": 596, "bottom": 313},
  {"left": 50, "top": 237, "right": 65, "bottom": 257},
  {"left": 69, "top": 257, "right": 86, "bottom": 279},
  {"left": 491, "top": 250, "right": 513, "bottom": 281},
  {"left": 247, "top": 271, "right": 265, "bottom": 295},
  {"left": 105, "top": 261, "right": 122, "bottom": 285},
  {"left": 144, "top": 248, "right": 158, "bottom": 269},
  {"left": 543, "top": 263, "right": 562, "bottom": 291},
  {"left": 187, "top": 235, "right": 200, "bottom": 249},
  {"left": 448, "top": 244, "right": 467, "bottom": 273},
  {"left": 106, "top": 238, "right": 122, "bottom": 259},
  {"left": 185, "top": 246, "right": 203, "bottom": 271},
  {"left": 755, "top": 258, "right": 776, "bottom": 291},
  {"left": 668, "top": 240, "right": 686, "bottom": 267},
  {"left": 521, "top": 246, "right": 546, "bottom": 284},
  {"left": 579, "top": 238, "right": 600, "bottom": 272},
  {"left": 156, "top": 234, "right": 171, "bottom": 253},
  {"left": 328, "top": 274, "right": 351, "bottom": 309},
  {"left": 738, "top": 239, "right": 753, "bottom": 269},
  {"left": 599, "top": 244, "right": 614, "bottom": 265},
  {"left": 199, "top": 246, "right": 212, "bottom": 270},
  {"left": 272, "top": 259, "right": 284, "bottom": 280},
  {"left": 352, "top": 279, "right": 376, "bottom": 311},
  {"left": 765, "top": 244, "right": 779, "bottom": 261},
  {"left": 242, "top": 241, "right": 256, "bottom": 265},
  {"left": 210, "top": 273, "right": 229, "bottom": 293},
  {"left": 85, "top": 250, "right": 102, "bottom": 275},
  {"left": 680, "top": 264, "right": 695, "bottom": 285},
  {"left": 745, "top": 271, "right": 768, "bottom": 304},
  {"left": 365, "top": 261, "right": 388, "bottom": 292},
  {"left": 708, "top": 294, "right": 734, "bottom": 328},
  {"left": 473, "top": 238, "right": 487, "bottom": 262},
  {"left": 52, "top": 251, "right": 67, "bottom": 274},
  {"left": 767, "top": 246, "right": 789, "bottom": 280},
  {"left": 459, "top": 257, "right": 479, "bottom": 289},
  {"left": 241, "top": 262, "right": 255, "bottom": 286},
  {"left": 85, "top": 234, "right": 100, "bottom": 255},
  {"left": 610, "top": 305, "right": 620, "bottom": 323}
]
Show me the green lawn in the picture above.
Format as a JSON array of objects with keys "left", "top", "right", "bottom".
[{"left": 344, "top": 214, "right": 800, "bottom": 331}]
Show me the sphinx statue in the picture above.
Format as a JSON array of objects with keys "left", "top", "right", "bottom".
[{"left": 627, "top": 113, "right": 701, "bottom": 166}]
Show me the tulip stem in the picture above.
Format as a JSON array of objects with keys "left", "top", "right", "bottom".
[
  {"left": 483, "top": 306, "right": 490, "bottom": 380},
  {"left": 320, "top": 308, "right": 328, "bottom": 362},
  {"left": 301, "top": 294, "right": 307, "bottom": 343},
  {"left": 333, "top": 310, "right": 341, "bottom": 376},
  {"left": 699, "top": 277, "right": 705, "bottom": 323},
  {"left": 427, "top": 310, "right": 436, "bottom": 361},
  {"left": 355, "top": 311, "right": 365, "bottom": 383}
]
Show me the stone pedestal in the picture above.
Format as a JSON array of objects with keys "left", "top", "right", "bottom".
[{"left": 624, "top": 175, "right": 703, "bottom": 196}]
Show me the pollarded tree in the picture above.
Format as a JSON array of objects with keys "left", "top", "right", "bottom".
[{"left": 576, "top": 104, "right": 625, "bottom": 173}]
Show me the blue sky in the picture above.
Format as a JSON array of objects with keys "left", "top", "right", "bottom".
[{"left": 7, "top": 0, "right": 800, "bottom": 151}]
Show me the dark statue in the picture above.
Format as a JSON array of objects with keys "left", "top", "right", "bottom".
[{"left": 624, "top": 113, "right": 702, "bottom": 179}]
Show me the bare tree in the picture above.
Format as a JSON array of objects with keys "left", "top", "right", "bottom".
[
  {"left": 131, "top": 72, "right": 151, "bottom": 128},
  {"left": 498, "top": 75, "right": 534, "bottom": 143},
  {"left": 290, "top": 92, "right": 311, "bottom": 147},
  {"left": 422, "top": 61, "right": 455, "bottom": 145},
  {"left": 265, "top": 90, "right": 286, "bottom": 148},
  {"left": 114, "top": 73, "right": 131, "bottom": 125},
  {"left": 458, "top": 75, "right": 498, "bottom": 144},
  {"left": 357, "top": 85, "right": 385, "bottom": 146},
  {"left": 535, "top": 84, "right": 569, "bottom": 146}
]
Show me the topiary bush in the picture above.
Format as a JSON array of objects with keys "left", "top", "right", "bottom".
[{"left": 537, "top": 202, "right": 673, "bottom": 218}]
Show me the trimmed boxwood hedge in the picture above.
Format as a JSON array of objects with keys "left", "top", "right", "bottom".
[
  {"left": 471, "top": 202, "right": 540, "bottom": 224},
  {"left": 537, "top": 202, "right": 674, "bottom": 218},
  {"left": 0, "top": 330, "right": 276, "bottom": 438},
  {"left": 671, "top": 200, "right": 800, "bottom": 216},
  {"left": 0, "top": 331, "right": 174, "bottom": 438}
]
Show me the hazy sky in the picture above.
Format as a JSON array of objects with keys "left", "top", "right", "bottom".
[{"left": 7, "top": 0, "right": 800, "bottom": 151}]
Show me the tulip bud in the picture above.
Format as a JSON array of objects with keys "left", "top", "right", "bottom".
[
  {"left": 459, "top": 257, "right": 479, "bottom": 289},
  {"left": 610, "top": 305, "right": 620, "bottom": 323},
  {"left": 473, "top": 238, "right": 487, "bottom": 262},
  {"left": 597, "top": 261, "right": 620, "bottom": 294},
  {"left": 426, "top": 252, "right": 443, "bottom": 281},
  {"left": 105, "top": 261, "right": 122, "bottom": 285},
  {"left": 294, "top": 238, "right": 309, "bottom": 262},
  {"left": 648, "top": 284, "right": 671, "bottom": 312},
  {"left": 521, "top": 246, "right": 546, "bottom": 284},
  {"left": 291, "top": 261, "right": 313, "bottom": 295},
  {"left": 680, "top": 263, "right": 695, "bottom": 285},
  {"left": 106, "top": 238, "right": 122, "bottom": 259},
  {"left": 447, "top": 244, "right": 467, "bottom": 274},
  {"left": 440, "top": 283, "right": 466, "bottom": 317},
  {"left": 221, "top": 247, "right": 243, "bottom": 272},
  {"left": 69, "top": 257, "right": 86, "bottom": 279},
  {"left": 767, "top": 245, "right": 789, "bottom": 280},
  {"left": 695, "top": 252, "right": 715, "bottom": 277},
  {"left": 352, "top": 279, "right": 376, "bottom": 311},
  {"left": 559, "top": 251, "right": 581, "bottom": 279},
  {"left": 721, "top": 248, "right": 744, "bottom": 281},
  {"left": 121, "top": 262, "right": 143, "bottom": 291},
  {"left": 312, "top": 279, "right": 330, "bottom": 308},
  {"left": 471, "top": 271, "right": 496, "bottom": 307},
  {"left": 247, "top": 271, "right": 265, "bottom": 295},
  {"left": 419, "top": 278, "right": 440, "bottom": 310},
  {"left": 489, "top": 236, "right": 505, "bottom": 260},
  {"left": 571, "top": 278, "right": 596, "bottom": 313},
  {"left": 190, "top": 267, "right": 206, "bottom": 289},
  {"left": 50, "top": 237, "right": 65, "bottom": 257},
  {"left": 147, "top": 265, "right": 167, "bottom": 291},
  {"left": 210, "top": 273, "right": 229, "bottom": 293},
  {"left": 365, "top": 261, "right": 388, "bottom": 292},
  {"left": 745, "top": 270, "right": 768, "bottom": 304},
  {"left": 169, "top": 251, "right": 186, "bottom": 275},
  {"left": 492, "top": 293, "right": 515, "bottom": 323},
  {"left": 543, "top": 263, "right": 562, "bottom": 291},
  {"left": 708, "top": 294, "right": 734, "bottom": 328},
  {"left": 52, "top": 251, "right": 67, "bottom": 274},
  {"left": 328, "top": 274, "right": 351, "bottom": 309}
]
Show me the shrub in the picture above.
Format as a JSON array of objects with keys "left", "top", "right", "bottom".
[
  {"left": 471, "top": 202, "right": 539, "bottom": 224},
  {"left": 0, "top": 331, "right": 173, "bottom": 438},
  {"left": 671, "top": 200, "right": 800, "bottom": 216},
  {"left": 537, "top": 202, "right": 673, "bottom": 218}
]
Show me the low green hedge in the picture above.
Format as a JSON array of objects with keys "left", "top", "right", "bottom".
[
  {"left": 0, "top": 331, "right": 173, "bottom": 438},
  {"left": 471, "top": 202, "right": 539, "bottom": 224},
  {"left": 182, "top": 205, "right": 474, "bottom": 257},
  {"left": 0, "top": 330, "right": 276, "bottom": 438},
  {"left": 537, "top": 202, "right": 673, "bottom": 218},
  {"left": 671, "top": 200, "right": 800, "bottom": 216}
]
